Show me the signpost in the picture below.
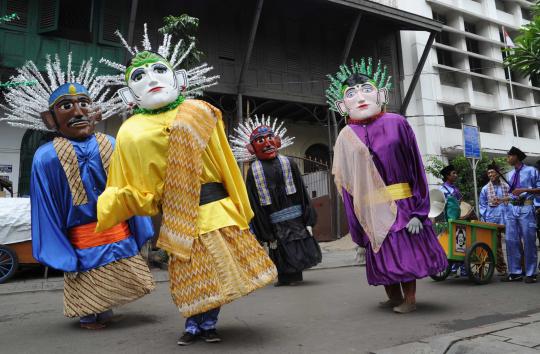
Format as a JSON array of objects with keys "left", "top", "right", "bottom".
[{"left": 462, "top": 124, "right": 481, "bottom": 216}]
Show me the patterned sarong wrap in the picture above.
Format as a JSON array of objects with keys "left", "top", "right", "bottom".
[
  {"left": 251, "top": 155, "right": 296, "bottom": 206},
  {"left": 157, "top": 100, "right": 218, "bottom": 261},
  {"left": 169, "top": 226, "right": 277, "bottom": 317},
  {"left": 64, "top": 254, "right": 155, "bottom": 317},
  {"left": 53, "top": 132, "right": 112, "bottom": 206}
]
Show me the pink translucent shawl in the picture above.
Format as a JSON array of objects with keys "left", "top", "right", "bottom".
[{"left": 332, "top": 126, "right": 397, "bottom": 252}]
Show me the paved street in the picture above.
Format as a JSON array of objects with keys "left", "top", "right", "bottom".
[{"left": 3, "top": 266, "right": 540, "bottom": 354}]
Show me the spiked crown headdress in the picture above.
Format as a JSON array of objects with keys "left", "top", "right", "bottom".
[
  {"left": 230, "top": 115, "right": 294, "bottom": 162},
  {"left": 325, "top": 57, "right": 392, "bottom": 115},
  {"left": 98, "top": 23, "right": 219, "bottom": 110},
  {"left": 0, "top": 53, "right": 118, "bottom": 131}
]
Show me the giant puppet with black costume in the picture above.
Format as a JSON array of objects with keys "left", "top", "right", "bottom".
[
  {"left": 0, "top": 54, "right": 155, "bottom": 329},
  {"left": 231, "top": 116, "right": 322, "bottom": 286},
  {"left": 326, "top": 58, "right": 447, "bottom": 314},
  {"left": 95, "top": 25, "right": 276, "bottom": 345}
]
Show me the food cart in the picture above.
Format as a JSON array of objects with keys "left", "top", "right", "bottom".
[{"left": 431, "top": 219, "right": 502, "bottom": 285}]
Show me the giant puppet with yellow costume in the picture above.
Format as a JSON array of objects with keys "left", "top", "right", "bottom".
[
  {"left": 96, "top": 25, "right": 277, "bottom": 345},
  {"left": 326, "top": 58, "right": 447, "bottom": 314},
  {"left": 0, "top": 54, "right": 155, "bottom": 329}
]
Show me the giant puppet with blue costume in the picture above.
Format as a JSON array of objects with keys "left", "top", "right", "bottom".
[
  {"left": 326, "top": 58, "right": 447, "bottom": 314},
  {"left": 95, "top": 25, "right": 277, "bottom": 345},
  {"left": 0, "top": 54, "right": 155, "bottom": 329}
]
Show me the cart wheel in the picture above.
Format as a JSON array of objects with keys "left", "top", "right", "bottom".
[
  {"left": 0, "top": 245, "right": 18, "bottom": 284},
  {"left": 465, "top": 242, "right": 494, "bottom": 285},
  {"left": 430, "top": 264, "right": 451, "bottom": 281}
]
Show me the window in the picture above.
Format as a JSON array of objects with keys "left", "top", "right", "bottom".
[
  {"left": 495, "top": 0, "right": 513, "bottom": 13},
  {"left": 37, "top": 0, "right": 128, "bottom": 45},
  {"left": 0, "top": 0, "right": 29, "bottom": 29},
  {"left": 437, "top": 48, "right": 455, "bottom": 67},
  {"left": 436, "top": 31, "right": 451, "bottom": 46},
  {"left": 476, "top": 112, "right": 493, "bottom": 133},
  {"left": 533, "top": 90, "right": 540, "bottom": 104},
  {"left": 442, "top": 104, "right": 461, "bottom": 129},
  {"left": 472, "top": 77, "right": 491, "bottom": 94},
  {"left": 531, "top": 74, "right": 540, "bottom": 88},
  {"left": 38, "top": 0, "right": 93, "bottom": 41},
  {"left": 468, "top": 56, "right": 483, "bottom": 73},
  {"left": 466, "top": 38, "right": 481, "bottom": 54},
  {"left": 517, "top": 117, "right": 537, "bottom": 139},
  {"left": 464, "top": 21, "right": 477, "bottom": 34},
  {"left": 521, "top": 7, "right": 532, "bottom": 21},
  {"left": 433, "top": 11, "right": 447, "bottom": 25}
]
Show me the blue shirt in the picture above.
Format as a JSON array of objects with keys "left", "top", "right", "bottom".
[
  {"left": 479, "top": 182, "right": 508, "bottom": 224},
  {"left": 30, "top": 134, "right": 154, "bottom": 272},
  {"left": 439, "top": 182, "right": 462, "bottom": 201},
  {"left": 506, "top": 164, "right": 540, "bottom": 201}
]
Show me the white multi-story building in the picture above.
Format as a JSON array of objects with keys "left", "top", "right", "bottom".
[{"left": 397, "top": 0, "right": 540, "bottom": 184}]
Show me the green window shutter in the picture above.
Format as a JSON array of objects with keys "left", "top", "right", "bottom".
[
  {"left": 0, "top": 0, "right": 30, "bottom": 30},
  {"left": 37, "top": 0, "right": 59, "bottom": 33},
  {"left": 98, "top": 0, "right": 127, "bottom": 46}
]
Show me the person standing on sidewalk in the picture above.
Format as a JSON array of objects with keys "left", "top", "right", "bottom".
[
  {"left": 479, "top": 164, "right": 508, "bottom": 276},
  {"left": 326, "top": 58, "right": 447, "bottom": 314},
  {"left": 501, "top": 147, "right": 540, "bottom": 283},
  {"left": 230, "top": 117, "right": 322, "bottom": 287},
  {"left": 0, "top": 55, "right": 155, "bottom": 329}
]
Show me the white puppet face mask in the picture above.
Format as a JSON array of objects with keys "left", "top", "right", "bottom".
[
  {"left": 337, "top": 82, "right": 387, "bottom": 120},
  {"left": 127, "top": 59, "right": 180, "bottom": 110}
]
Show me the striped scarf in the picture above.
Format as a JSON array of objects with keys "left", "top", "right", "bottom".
[
  {"left": 487, "top": 180, "right": 509, "bottom": 206},
  {"left": 251, "top": 155, "right": 297, "bottom": 206},
  {"left": 53, "top": 133, "right": 113, "bottom": 206}
]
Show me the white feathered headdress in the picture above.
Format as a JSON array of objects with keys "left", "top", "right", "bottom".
[
  {"left": 0, "top": 53, "right": 118, "bottom": 131},
  {"left": 230, "top": 115, "right": 294, "bottom": 162}
]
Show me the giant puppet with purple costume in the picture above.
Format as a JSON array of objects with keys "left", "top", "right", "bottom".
[
  {"left": 326, "top": 58, "right": 447, "bottom": 313},
  {"left": 0, "top": 54, "right": 155, "bottom": 329}
]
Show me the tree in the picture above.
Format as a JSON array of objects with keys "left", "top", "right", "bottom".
[
  {"left": 425, "top": 153, "right": 508, "bottom": 207},
  {"left": 503, "top": 1, "right": 540, "bottom": 77},
  {"left": 158, "top": 14, "right": 204, "bottom": 68}
]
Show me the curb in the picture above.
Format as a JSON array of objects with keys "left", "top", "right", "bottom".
[
  {"left": 0, "top": 250, "right": 361, "bottom": 295},
  {"left": 372, "top": 313, "right": 540, "bottom": 354}
]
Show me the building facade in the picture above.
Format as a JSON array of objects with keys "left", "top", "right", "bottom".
[{"left": 397, "top": 0, "right": 540, "bottom": 185}]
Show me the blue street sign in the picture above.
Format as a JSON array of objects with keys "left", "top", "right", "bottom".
[{"left": 463, "top": 124, "right": 481, "bottom": 159}]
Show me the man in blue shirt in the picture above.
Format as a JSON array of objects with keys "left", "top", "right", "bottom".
[
  {"left": 479, "top": 164, "right": 508, "bottom": 275},
  {"left": 502, "top": 147, "right": 540, "bottom": 283}
]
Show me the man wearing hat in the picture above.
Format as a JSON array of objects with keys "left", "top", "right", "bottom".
[
  {"left": 479, "top": 164, "right": 509, "bottom": 275},
  {"left": 502, "top": 147, "right": 540, "bottom": 282}
]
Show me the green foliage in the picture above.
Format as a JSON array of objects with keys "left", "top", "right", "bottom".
[
  {"left": 504, "top": 1, "right": 540, "bottom": 77},
  {"left": 0, "top": 13, "right": 19, "bottom": 24},
  {"left": 158, "top": 14, "right": 204, "bottom": 67},
  {"left": 425, "top": 153, "right": 508, "bottom": 207}
]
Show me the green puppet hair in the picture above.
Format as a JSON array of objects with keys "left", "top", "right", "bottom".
[
  {"left": 325, "top": 57, "right": 393, "bottom": 113},
  {"left": 125, "top": 51, "right": 173, "bottom": 82}
]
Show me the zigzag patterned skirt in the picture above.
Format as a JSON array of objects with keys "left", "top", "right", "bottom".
[
  {"left": 168, "top": 226, "right": 277, "bottom": 317},
  {"left": 63, "top": 254, "right": 155, "bottom": 317}
]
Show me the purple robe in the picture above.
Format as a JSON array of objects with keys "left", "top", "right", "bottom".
[{"left": 341, "top": 113, "right": 447, "bottom": 285}]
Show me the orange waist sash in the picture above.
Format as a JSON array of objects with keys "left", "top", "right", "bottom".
[{"left": 69, "top": 222, "right": 130, "bottom": 249}]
